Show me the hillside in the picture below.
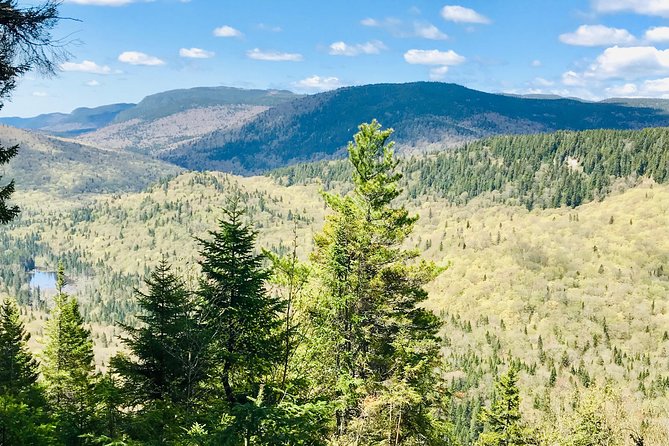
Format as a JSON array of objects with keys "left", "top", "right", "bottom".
[
  {"left": 0, "top": 125, "right": 182, "bottom": 204},
  {"left": 3, "top": 171, "right": 669, "bottom": 443},
  {"left": 163, "top": 82, "right": 669, "bottom": 174}
]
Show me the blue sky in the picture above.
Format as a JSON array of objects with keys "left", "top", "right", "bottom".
[{"left": 3, "top": 0, "right": 669, "bottom": 116}]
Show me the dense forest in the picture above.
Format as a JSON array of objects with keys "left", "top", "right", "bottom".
[
  {"left": 270, "top": 127, "right": 669, "bottom": 209},
  {"left": 3, "top": 121, "right": 668, "bottom": 445}
]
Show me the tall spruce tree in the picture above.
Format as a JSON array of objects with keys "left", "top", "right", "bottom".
[
  {"left": 112, "top": 259, "right": 207, "bottom": 443},
  {"left": 196, "top": 200, "right": 285, "bottom": 442},
  {"left": 311, "top": 120, "right": 450, "bottom": 444},
  {"left": 41, "top": 262, "right": 96, "bottom": 446},
  {"left": 476, "top": 367, "right": 529, "bottom": 446}
]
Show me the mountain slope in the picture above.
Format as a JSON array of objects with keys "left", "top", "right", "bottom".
[
  {"left": 111, "top": 86, "right": 300, "bottom": 123},
  {"left": 0, "top": 126, "right": 182, "bottom": 202},
  {"left": 164, "top": 82, "right": 669, "bottom": 174}
]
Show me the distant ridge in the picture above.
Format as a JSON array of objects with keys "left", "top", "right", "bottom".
[{"left": 162, "top": 82, "right": 669, "bottom": 174}]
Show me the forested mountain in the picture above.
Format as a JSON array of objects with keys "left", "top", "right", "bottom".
[
  {"left": 163, "top": 82, "right": 669, "bottom": 173},
  {"left": 0, "top": 125, "right": 182, "bottom": 200}
]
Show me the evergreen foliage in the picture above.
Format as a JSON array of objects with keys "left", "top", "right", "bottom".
[
  {"left": 310, "top": 120, "right": 451, "bottom": 443},
  {"left": 42, "top": 262, "right": 97, "bottom": 445}
]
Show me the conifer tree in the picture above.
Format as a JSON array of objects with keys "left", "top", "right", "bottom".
[
  {"left": 196, "top": 200, "right": 285, "bottom": 441},
  {"left": 311, "top": 120, "right": 450, "bottom": 443},
  {"left": 0, "top": 297, "right": 55, "bottom": 445},
  {"left": 476, "top": 367, "right": 529, "bottom": 446},
  {"left": 42, "top": 262, "right": 97, "bottom": 446},
  {"left": 0, "top": 297, "right": 38, "bottom": 395},
  {"left": 112, "top": 259, "right": 207, "bottom": 443}
]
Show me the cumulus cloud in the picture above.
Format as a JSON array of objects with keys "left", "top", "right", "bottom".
[
  {"left": 118, "top": 51, "right": 165, "bottom": 66},
  {"left": 65, "top": 0, "right": 134, "bottom": 5},
  {"left": 257, "top": 23, "right": 282, "bottom": 32},
  {"left": 246, "top": 48, "right": 303, "bottom": 62},
  {"left": 328, "top": 40, "right": 386, "bottom": 56},
  {"left": 440, "top": 5, "right": 490, "bottom": 24},
  {"left": 213, "top": 25, "right": 242, "bottom": 37},
  {"left": 179, "top": 48, "right": 215, "bottom": 59},
  {"left": 534, "top": 77, "right": 555, "bottom": 87},
  {"left": 585, "top": 46, "right": 669, "bottom": 79},
  {"left": 531, "top": 59, "right": 542, "bottom": 67},
  {"left": 559, "top": 25, "right": 635, "bottom": 46},
  {"left": 606, "top": 77, "right": 669, "bottom": 97},
  {"left": 32, "top": 91, "right": 48, "bottom": 97},
  {"left": 294, "top": 75, "right": 342, "bottom": 91},
  {"left": 645, "top": 26, "right": 669, "bottom": 42},
  {"left": 403, "top": 49, "right": 465, "bottom": 65},
  {"left": 414, "top": 22, "right": 448, "bottom": 40},
  {"left": 85, "top": 80, "right": 100, "bottom": 87},
  {"left": 593, "top": 0, "right": 669, "bottom": 17},
  {"left": 60, "top": 60, "right": 112, "bottom": 74}
]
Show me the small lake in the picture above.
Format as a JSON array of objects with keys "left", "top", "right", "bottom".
[{"left": 29, "top": 271, "right": 57, "bottom": 290}]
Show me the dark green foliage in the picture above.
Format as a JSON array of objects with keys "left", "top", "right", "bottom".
[
  {"left": 0, "top": 297, "right": 38, "bottom": 395},
  {"left": 166, "top": 82, "right": 669, "bottom": 173},
  {"left": 112, "top": 259, "right": 207, "bottom": 444},
  {"left": 271, "top": 127, "right": 669, "bottom": 210},
  {"left": 0, "top": 142, "right": 18, "bottom": 224},
  {"left": 197, "top": 201, "right": 284, "bottom": 404},
  {"left": 477, "top": 367, "right": 529, "bottom": 446}
]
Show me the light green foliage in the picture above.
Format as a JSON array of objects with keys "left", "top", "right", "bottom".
[
  {"left": 42, "top": 262, "right": 97, "bottom": 445},
  {"left": 311, "top": 120, "right": 450, "bottom": 444}
]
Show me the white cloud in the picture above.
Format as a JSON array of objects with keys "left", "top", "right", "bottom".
[
  {"left": 606, "top": 77, "right": 669, "bottom": 97},
  {"left": 414, "top": 22, "right": 448, "bottom": 40},
  {"left": 645, "top": 26, "right": 669, "bottom": 42},
  {"left": 440, "top": 5, "right": 490, "bottom": 24},
  {"left": 246, "top": 48, "right": 303, "bottom": 62},
  {"left": 586, "top": 46, "right": 669, "bottom": 79},
  {"left": 65, "top": 0, "right": 134, "bottom": 5},
  {"left": 403, "top": 49, "right": 465, "bottom": 65},
  {"left": 328, "top": 40, "right": 386, "bottom": 56},
  {"left": 32, "top": 91, "right": 48, "bottom": 97},
  {"left": 85, "top": 80, "right": 100, "bottom": 87},
  {"left": 360, "top": 17, "right": 379, "bottom": 27},
  {"left": 429, "top": 66, "right": 449, "bottom": 80},
  {"left": 593, "top": 0, "right": 669, "bottom": 17},
  {"left": 213, "top": 25, "right": 242, "bottom": 37},
  {"left": 559, "top": 25, "right": 635, "bottom": 46},
  {"left": 531, "top": 59, "right": 542, "bottom": 67},
  {"left": 294, "top": 75, "right": 342, "bottom": 91},
  {"left": 118, "top": 51, "right": 165, "bottom": 66},
  {"left": 60, "top": 60, "right": 112, "bottom": 74},
  {"left": 179, "top": 47, "right": 215, "bottom": 59}
]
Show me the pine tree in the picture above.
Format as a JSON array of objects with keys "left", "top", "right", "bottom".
[
  {"left": 41, "top": 262, "right": 96, "bottom": 445},
  {"left": 112, "top": 259, "right": 207, "bottom": 443},
  {"left": 476, "top": 367, "right": 529, "bottom": 446},
  {"left": 311, "top": 120, "right": 450, "bottom": 444}
]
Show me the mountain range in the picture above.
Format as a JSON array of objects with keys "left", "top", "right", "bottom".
[{"left": 3, "top": 82, "right": 669, "bottom": 174}]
